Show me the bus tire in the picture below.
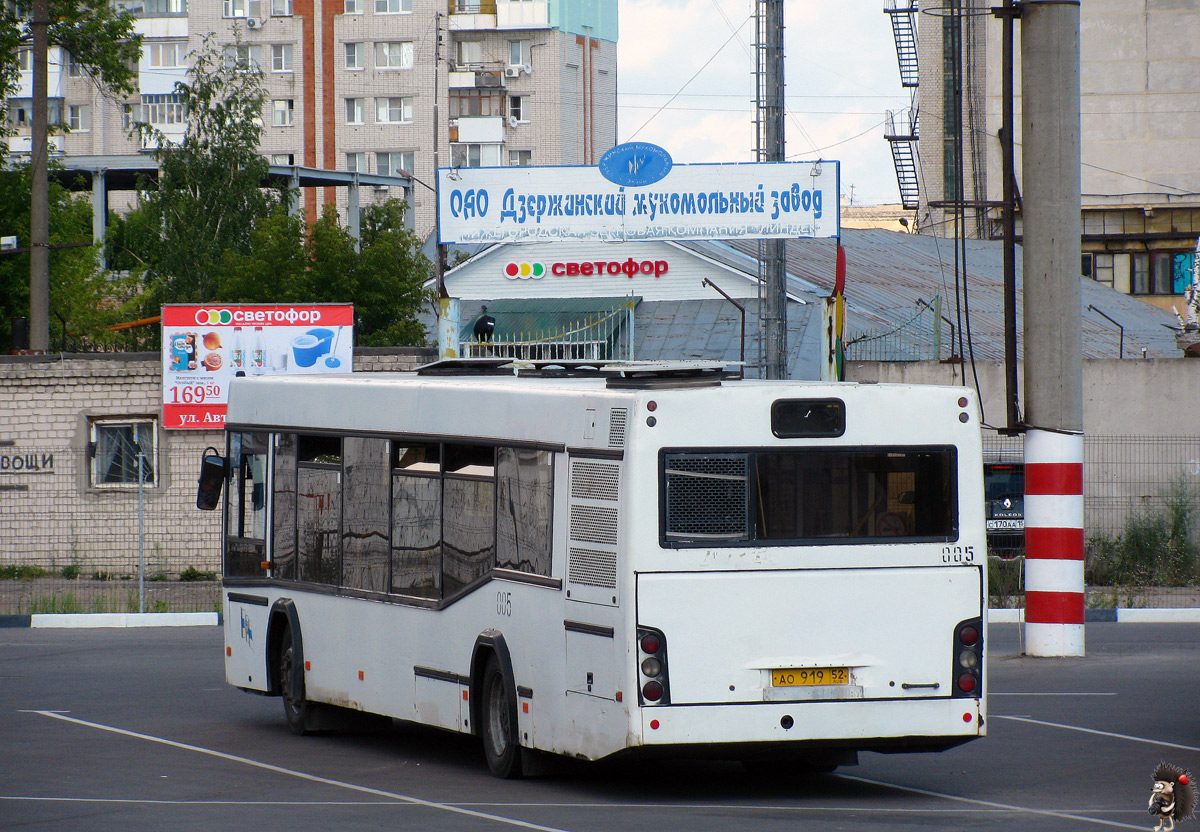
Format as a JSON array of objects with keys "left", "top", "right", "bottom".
[
  {"left": 279, "top": 626, "right": 309, "bottom": 736},
  {"left": 480, "top": 653, "right": 524, "bottom": 779}
]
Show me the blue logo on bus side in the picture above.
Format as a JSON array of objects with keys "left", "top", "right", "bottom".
[{"left": 598, "top": 142, "right": 673, "bottom": 187}]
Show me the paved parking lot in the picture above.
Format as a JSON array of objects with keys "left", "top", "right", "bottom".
[{"left": 2, "top": 623, "right": 1199, "bottom": 831}]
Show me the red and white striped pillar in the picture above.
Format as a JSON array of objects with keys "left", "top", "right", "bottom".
[{"left": 1023, "top": 429, "right": 1085, "bottom": 656}]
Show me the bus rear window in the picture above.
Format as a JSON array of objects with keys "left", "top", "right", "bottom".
[{"left": 662, "top": 447, "right": 957, "bottom": 547}]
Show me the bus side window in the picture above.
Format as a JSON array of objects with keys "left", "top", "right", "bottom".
[
  {"left": 392, "top": 442, "right": 443, "bottom": 599},
  {"left": 496, "top": 448, "right": 553, "bottom": 577},
  {"left": 297, "top": 434, "right": 342, "bottom": 585}
]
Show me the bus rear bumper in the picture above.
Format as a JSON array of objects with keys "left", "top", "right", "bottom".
[{"left": 635, "top": 696, "right": 984, "bottom": 752}]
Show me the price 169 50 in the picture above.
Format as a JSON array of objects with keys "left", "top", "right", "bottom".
[{"left": 169, "top": 384, "right": 222, "bottom": 404}]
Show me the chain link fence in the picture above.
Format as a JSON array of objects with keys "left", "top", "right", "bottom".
[
  {"left": 3, "top": 435, "right": 1198, "bottom": 615},
  {"left": 985, "top": 434, "right": 1200, "bottom": 610},
  {"left": 0, "top": 444, "right": 221, "bottom": 615}
]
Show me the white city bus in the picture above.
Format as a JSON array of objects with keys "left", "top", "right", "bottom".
[{"left": 210, "top": 360, "right": 986, "bottom": 777}]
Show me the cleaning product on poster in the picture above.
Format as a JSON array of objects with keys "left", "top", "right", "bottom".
[{"left": 169, "top": 333, "right": 198, "bottom": 372}]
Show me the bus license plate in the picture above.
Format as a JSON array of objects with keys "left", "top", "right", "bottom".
[{"left": 771, "top": 667, "right": 849, "bottom": 687}]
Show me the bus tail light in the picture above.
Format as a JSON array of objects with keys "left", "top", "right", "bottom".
[
  {"left": 637, "top": 626, "right": 670, "bottom": 706},
  {"left": 952, "top": 617, "right": 983, "bottom": 697}
]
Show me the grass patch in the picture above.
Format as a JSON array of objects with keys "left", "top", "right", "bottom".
[
  {"left": 180, "top": 566, "right": 218, "bottom": 582},
  {"left": 0, "top": 565, "right": 49, "bottom": 580}
]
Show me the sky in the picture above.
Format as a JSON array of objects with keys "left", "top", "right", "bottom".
[{"left": 616, "top": 0, "right": 912, "bottom": 207}]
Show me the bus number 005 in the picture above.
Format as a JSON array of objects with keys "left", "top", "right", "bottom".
[
  {"left": 496, "top": 591, "right": 512, "bottom": 616},
  {"left": 942, "top": 545, "right": 975, "bottom": 563}
]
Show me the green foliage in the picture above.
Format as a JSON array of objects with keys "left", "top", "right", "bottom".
[
  {"left": 987, "top": 555, "right": 1024, "bottom": 609},
  {"left": 179, "top": 566, "right": 217, "bottom": 582},
  {"left": 1086, "top": 479, "right": 1199, "bottom": 587},
  {"left": 0, "top": 564, "right": 49, "bottom": 580},
  {"left": 114, "top": 32, "right": 284, "bottom": 322},
  {"left": 0, "top": 0, "right": 142, "bottom": 153},
  {"left": 61, "top": 563, "right": 81, "bottom": 579},
  {"left": 0, "top": 163, "right": 124, "bottom": 350}
]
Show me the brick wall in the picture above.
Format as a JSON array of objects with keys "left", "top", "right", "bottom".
[{"left": 0, "top": 348, "right": 434, "bottom": 574}]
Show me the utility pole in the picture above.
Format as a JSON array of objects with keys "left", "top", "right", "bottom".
[
  {"left": 756, "top": 0, "right": 787, "bottom": 378},
  {"left": 1020, "top": 0, "right": 1085, "bottom": 657},
  {"left": 29, "top": 0, "right": 51, "bottom": 352}
]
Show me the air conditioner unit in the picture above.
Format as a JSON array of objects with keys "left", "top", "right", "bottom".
[
  {"left": 507, "top": 115, "right": 519, "bottom": 129},
  {"left": 245, "top": 16, "right": 261, "bottom": 28},
  {"left": 503, "top": 66, "right": 521, "bottom": 79}
]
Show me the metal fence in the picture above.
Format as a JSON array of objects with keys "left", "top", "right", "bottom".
[
  {"left": 0, "top": 445, "right": 221, "bottom": 615},
  {"left": 984, "top": 434, "right": 1200, "bottom": 610},
  {"left": 844, "top": 296, "right": 945, "bottom": 362},
  {"left": 3, "top": 435, "right": 1197, "bottom": 614},
  {"left": 460, "top": 301, "right": 636, "bottom": 362}
]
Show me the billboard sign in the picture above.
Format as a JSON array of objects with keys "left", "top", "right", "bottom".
[
  {"left": 161, "top": 304, "right": 354, "bottom": 430},
  {"left": 438, "top": 155, "right": 839, "bottom": 244}
]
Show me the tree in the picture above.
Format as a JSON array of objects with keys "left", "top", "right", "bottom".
[
  {"left": 0, "top": 163, "right": 121, "bottom": 350},
  {"left": 114, "top": 32, "right": 286, "bottom": 318},
  {"left": 3, "top": 0, "right": 142, "bottom": 350},
  {"left": 217, "top": 201, "right": 432, "bottom": 346}
]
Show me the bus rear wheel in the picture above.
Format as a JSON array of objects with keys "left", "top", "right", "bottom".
[
  {"left": 279, "top": 627, "right": 309, "bottom": 735},
  {"left": 480, "top": 654, "right": 523, "bottom": 779}
]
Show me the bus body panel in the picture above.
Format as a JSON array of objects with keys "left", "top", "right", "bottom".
[
  {"left": 635, "top": 567, "right": 983, "bottom": 707},
  {"left": 225, "top": 595, "right": 272, "bottom": 692}
]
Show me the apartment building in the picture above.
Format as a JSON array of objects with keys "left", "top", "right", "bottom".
[
  {"left": 885, "top": 1, "right": 1200, "bottom": 314},
  {"left": 8, "top": 0, "right": 618, "bottom": 240}
]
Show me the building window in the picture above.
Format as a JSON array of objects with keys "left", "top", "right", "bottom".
[
  {"left": 346, "top": 152, "right": 368, "bottom": 172},
  {"left": 223, "top": 0, "right": 262, "bottom": 18},
  {"left": 148, "top": 42, "right": 186, "bottom": 68},
  {"left": 1092, "top": 253, "right": 1114, "bottom": 288},
  {"left": 450, "top": 89, "right": 501, "bottom": 117},
  {"left": 375, "top": 41, "right": 413, "bottom": 69},
  {"left": 345, "top": 97, "right": 364, "bottom": 123},
  {"left": 374, "top": 0, "right": 410, "bottom": 12},
  {"left": 451, "top": 143, "right": 500, "bottom": 168},
  {"left": 272, "top": 99, "right": 294, "bottom": 126},
  {"left": 145, "top": 0, "right": 188, "bottom": 13},
  {"left": 456, "top": 40, "right": 482, "bottom": 68},
  {"left": 344, "top": 0, "right": 361, "bottom": 11},
  {"left": 271, "top": 44, "right": 293, "bottom": 72},
  {"left": 376, "top": 150, "right": 414, "bottom": 177},
  {"left": 344, "top": 42, "right": 364, "bottom": 70},
  {"left": 508, "top": 39, "right": 529, "bottom": 67},
  {"left": 68, "top": 104, "right": 91, "bottom": 131},
  {"left": 142, "top": 93, "right": 184, "bottom": 125},
  {"left": 509, "top": 94, "right": 525, "bottom": 121},
  {"left": 271, "top": 153, "right": 295, "bottom": 165},
  {"left": 508, "top": 149, "right": 531, "bottom": 166},
  {"left": 1130, "top": 252, "right": 1184, "bottom": 296},
  {"left": 122, "top": 103, "right": 137, "bottom": 130},
  {"left": 223, "top": 44, "right": 262, "bottom": 71},
  {"left": 90, "top": 419, "right": 157, "bottom": 489},
  {"left": 18, "top": 49, "right": 32, "bottom": 72},
  {"left": 65, "top": 52, "right": 84, "bottom": 77},
  {"left": 271, "top": 0, "right": 292, "bottom": 15},
  {"left": 375, "top": 96, "right": 412, "bottom": 124}
]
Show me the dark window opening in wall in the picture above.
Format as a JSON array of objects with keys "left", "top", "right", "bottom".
[
  {"left": 90, "top": 418, "right": 157, "bottom": 488},
  {"left": 941, "top": 5, "right": 962, "bottom": 202}
]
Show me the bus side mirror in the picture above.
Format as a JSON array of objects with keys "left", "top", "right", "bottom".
[{"left": 197, "top": 447, "right": 226, "bottom": 511}]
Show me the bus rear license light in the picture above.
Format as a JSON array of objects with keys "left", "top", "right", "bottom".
[
  {"left": 640, "top": 633, "right": 661, "bottom": 654},
  {"left": 643, "top": 680, "right": 664, "bottom": 701},
  {"left": 958, "top": 625, "right": 979, "bottom": 645},
  {"left": 957, "top": 673, "right": 977, "bottom": 693},
  {"left": 958, "top": 650, "right": 979, "bottom": 669},
  {"left": 641, "top": 657, "right": 662, "bottom": 677}
]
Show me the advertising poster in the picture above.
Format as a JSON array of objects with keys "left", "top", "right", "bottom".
[{"left": 161, "top": 304, "right": 354, "bottom": 430}]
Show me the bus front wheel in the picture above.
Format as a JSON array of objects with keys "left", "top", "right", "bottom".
[
  {"left": 279, "top": 627, "right": 309, "bottom": 735},
  {"left": 480, "top": 653, "right": 523, "bottom": 779}
]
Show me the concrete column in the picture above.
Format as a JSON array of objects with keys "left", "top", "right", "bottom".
[
  {"left": 348, "top": 175, "right": 361, "bottom": 252},
  {"left": 1020, "top": 0, "right": 1084, "bottom": 656},
  {"left": 92, "top": 169, "right": 108, "bottom": 269}
]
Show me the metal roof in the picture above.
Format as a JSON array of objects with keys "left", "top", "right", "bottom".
[{"left": 719, "top": 228, "right": 1181, "bottom": 359}]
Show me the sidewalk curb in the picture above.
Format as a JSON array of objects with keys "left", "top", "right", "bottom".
[{"left": 0, "top": 612, "right": 222, "bottom": 629}]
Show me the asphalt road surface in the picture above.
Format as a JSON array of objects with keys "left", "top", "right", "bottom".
[{"left": 2, "top": 623, "right": 1198, "bottom": 831}]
